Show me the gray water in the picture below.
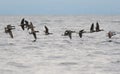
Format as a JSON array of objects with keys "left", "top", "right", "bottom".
[{"left": 0, "top": 16, "right": 120, "bottom": 74}]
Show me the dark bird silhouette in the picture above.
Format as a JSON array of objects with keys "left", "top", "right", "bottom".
[
  {"left": 24, "top": 20, "right": 29, "bottom": 28},
  {"left": 64, "top": 30, "right": 69, "bottom": 36},
  {"left": 29, "top": 28, "right": 37, "bottom": 42},
  {"left": 64, "top": 30, "right": 75, "bottom": 39},
  {"left": 79, "top": 29, "right": 84, "bottom": 38},
  {"left": 32, "top": 31, "right": 37, "bottom": 41},
  {"left": 96, "top": 22, "right": 104, "bottom": 32},
  {"left": 108, "top": 31, "right": 116, "bottom": 38},
  {"left": 20, "top": 18, "right": 30, "bottom": 30},
  {"left": 96, "top": 22, "right": 100, "bottom": 32},
  {"left": 90, "top": 23, "right": 95, "bottom": 33},
  {"left": 68, "top": 32, "right": 72, "bottom": 39},
  {"left": 27, "top": 22, "right": 34, "bottom": 30},
  {"left": 5, "top": 25, "right": 15, "bottom": 38},
  {"left": 20, "top": 18, "right": 25, "bottom": 30},
  {"left": 21, "top": 18, "right": 25, "bottom": 25},
  {"left": 5, "top": 27, "right": 8, "bottom": 33},
  {"left": 8, "top": 30, "right": 13, "bottom": 38},
  {"left": 44, "top": 26, "right": 52, "bottom": 35},
  {"left": 29, "top": 22, "right": 39, "bottom": 42}
]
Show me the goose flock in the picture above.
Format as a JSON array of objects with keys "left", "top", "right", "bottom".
[{"left": 4, "top": 18, "right": 116, "bottom": 42}]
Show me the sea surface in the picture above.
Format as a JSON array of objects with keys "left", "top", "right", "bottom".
[{"left": 0, "top": 15, "right": 120, "bottom": 74}]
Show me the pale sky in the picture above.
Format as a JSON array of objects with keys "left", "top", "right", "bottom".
[{"left": 0, "top": 0, "right": 119, "bottom": 15}]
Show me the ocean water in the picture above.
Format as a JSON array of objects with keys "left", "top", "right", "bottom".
[{"left": 0, "top": 15, "right": 120, "bottom": 74}]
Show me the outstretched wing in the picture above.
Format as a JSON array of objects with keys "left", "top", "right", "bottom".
[
  {"left": 44, "top": 26, "right": 49, "bottom": 34},
  {"left": 33, "top": 32, "right": 37, "bottom": 40},
  {"left": 25, "top": 20, "right": 29, "bottom": 26},
  {"left": 20, "top": 18, "right": 25, "bottom": 30},
  {"left": 21, "top": 25, "right": 25, "bottom": 30},
  {"left": 68, "top": 32, "right": 72, "bottom": 39},
  {"left": 90, "top": 23, "right": 94, "bottom": 32},
  {"left": 21, "top": 18, "right": 24, "bottom": 25},
  {"left": 96, "top": 22, "right": 100, "bottom": 31},
  {"left": 79, "top": 30, "right": 84, "bottom": 38},
  {"left": 8, "top": 30, "right": 13, "bottom": 38}
]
